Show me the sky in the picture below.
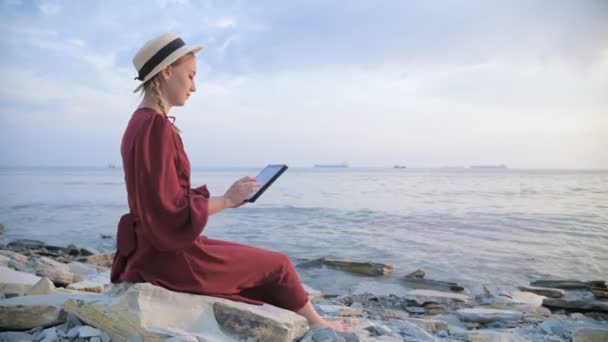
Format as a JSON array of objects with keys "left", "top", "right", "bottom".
[{"left": 0, "top": 0, "right": 606, "bottom": 168}]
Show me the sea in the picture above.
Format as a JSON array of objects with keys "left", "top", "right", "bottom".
[{"left": 1, "top": 166, "right": 607, "bottom": 296}]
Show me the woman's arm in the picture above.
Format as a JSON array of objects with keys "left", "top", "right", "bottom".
[
  {"left": 208, "top": 196, "right": 229, "bottom": 215},
  {"left": 207, "top": 177, "right": 260, "bottom": 215}
]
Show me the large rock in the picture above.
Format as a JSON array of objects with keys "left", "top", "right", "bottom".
[
  {"left": 298, "top": 258, "right": 394, "bottom": 276},
  {"left": 0, "top": 265, "right": 41, "bottom": 296},
  {"left": 456, "top": 308, "right": 523, "bottom": 323},
  {"left": 33, "top": 257, "right": 83, "bottom": 286},
  {"left": 406, "top": 289, "right": 472, "bottom": 305},
  {"left": 63, "top": 282, "right": 309, "bottom": 341},
  {"left": 0, "top": 293, "right": 100, "bottom": 329},
  {"left": 0, "top": 250, "right": 29, "bottom": 263},
  {"left": 573, "top": 328, "right": 608, "bottom": 342}
]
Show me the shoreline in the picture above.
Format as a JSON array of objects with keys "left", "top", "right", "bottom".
[{"left": 1, "top": 239, "right": 607, "bottom": 341}]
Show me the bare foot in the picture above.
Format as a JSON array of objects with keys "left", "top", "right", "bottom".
[{"left": 318, "top": 319, "right": 348, "bottom": 332}]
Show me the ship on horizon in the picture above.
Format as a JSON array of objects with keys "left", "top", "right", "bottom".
[
  {"left": 314, "top": 162, "right": 349, "bottom": 168},
  {"left": 470, "top": 164, "right": 508, "bottom": 169}
]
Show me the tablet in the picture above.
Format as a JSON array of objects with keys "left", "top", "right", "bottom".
[{"left": 245, "top": 164, "right": 288, "bottom": 203}]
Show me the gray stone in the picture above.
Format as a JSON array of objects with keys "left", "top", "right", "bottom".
[
  {"left": 405, "top": 307, "right": 425, "bottom": 314},
  {"left": 90, "top": 337, "right": 102, "bottom": 342},
  {"left": 543, "top": 293, "right": 608, "bottom": 313},
  {"left": 466, "top": 330, "right": 516, "bottom": 342},
  {"left": 456, "top": 308, "right": 523, "bottom": 323},
  {"left": 39, "top": 327, "right": 57, "bottom": 342},
  {"left": 391, "top": 320, "right": 434, "bottom": 341},
  {"left": 402, "top": 317, "right": 448, "bottom": 333},
  {"left": 0, "top": 332, "right": 34, "bottom": 342},
  {"left": 531, "top": 280, "right": 606, "bottom": 290},
  {"left": 573, "top": 327, "right": 608, "bottom": 342}
]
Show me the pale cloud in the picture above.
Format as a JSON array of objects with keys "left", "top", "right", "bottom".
[
  {"left": 213, "top": 17, "right": 238, "bottom": 29},
  {"left": 38, "top": 0, "right": 60, "bottom": 15}
]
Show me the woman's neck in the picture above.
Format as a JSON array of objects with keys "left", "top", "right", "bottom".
[{"left": 139, "top": 94, "right": 172, "bottom": 115}]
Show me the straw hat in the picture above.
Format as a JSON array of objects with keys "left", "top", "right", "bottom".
[{"left": 132, "top": 32, "right": 203, "bottom": 93}]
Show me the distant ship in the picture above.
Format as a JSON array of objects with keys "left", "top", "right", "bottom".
[
  {"left": 470, "top": 164, "right": 508, "bottom": 169},
  {"left": 107, "top": 163, "right": 117, "bottom": 169},
  {"left": 393, "top": 165, "right": 407, "bottom": 169},
  {"left": 314, "top": 162, "right": 349, "bottom": 168}
]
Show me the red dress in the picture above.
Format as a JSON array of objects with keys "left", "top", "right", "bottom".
[{"left": 110, "top": 107, "right": 308, "bottom": 312}]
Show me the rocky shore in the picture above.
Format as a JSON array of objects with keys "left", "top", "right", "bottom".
[{"left": 0, "top": 238, "right": 607, "bottom": 341}]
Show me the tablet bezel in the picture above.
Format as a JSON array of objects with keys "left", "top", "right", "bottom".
[{"left": 245, "top": 164, "right": 288, "bottom": 203}]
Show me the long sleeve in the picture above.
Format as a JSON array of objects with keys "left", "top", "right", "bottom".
[{"left": 132, "top": 116, "right": 209, "bottom": 252}]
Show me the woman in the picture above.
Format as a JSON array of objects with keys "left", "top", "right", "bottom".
[{"left": 110, "top": 32, "right": 346, "bottom": 332}]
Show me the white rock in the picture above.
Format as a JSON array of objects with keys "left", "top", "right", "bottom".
[
  {"left": 39, "top": 327, "right": 57, "bottom": 342},
  {"left": 457, "top": 308, "right": 523, "bottom": 323},
  {"left": 0, "top": 255, "right": 9, "bottom": 267},
  {"left": 406, "top": 289, "right": 472, "bottom": 305},
  {"left": 67, "top": 280, "right": 104, "bottom": 293},
  {"left": 0, "top": 250, "right": 29, "bottom": 263},
  {"left": 26, "top": 277, "right": 56, "bottom": 296},
  {"left": 505, "top": 290, "right": 545, "bottom": 306},
  {"left": 33, "top": 257, "right": 83, "bottom": 286},
  {"left": 0, "top": 292, "right": 101, "bottom": 330},
  {"left": 302, "top": 283, "right": 324, "bottom": 299},
  {"left": 0, "top": 265, "right": 41, "bottom": 296},
  {"left": 78, "top": 325, "right": 102, "bottom": 337},
  {"left": 63, "top": 282, "right": 309, "bottom": 341}
]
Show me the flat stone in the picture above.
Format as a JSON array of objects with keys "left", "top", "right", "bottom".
[
  {"left": 573, "top": 328, "right": 608, "bottom": 342},
  {"left": 518, "top": 285, "right": 565, "bottom": 298},
  {"left": 380, "top": 309, "right": 410, "bottom": 320},
  {"left": 405, "top": 307, "right": 426, "bottom": 314},
  {"left": 0, "top": 265, "right": 41, "bottom": 296},
  {"left": 33, "top": 257, "right": 83, "bottom": 286},
  {"left": 76, "top": 253, "right": 115, "bottom": 268},
  {"left": 466, "top": 330, "right": 515, "bottom": 342},
  {"left": 531, "top": 280, "right": 606, "bottom": 290},
  {"left": 402, "top": 317, "right": 448, "bottom": 333},
  {"left": 390, "top": 319, "right": 434, "bottom": 341},
  {"left": 543, "top": 293, "right": 608, "bottom": 313},
  {"left": 64, "top": 282, "right": 308, "bottom": 341},
  {"left": 406, "top": 289, "right": 472, "bottom": 305},
  {"left": 0, "top": 293, "right": 100, "bottom": 330},
  {"left": 456, "top": 308, "right": 523, "bottom": 323}
]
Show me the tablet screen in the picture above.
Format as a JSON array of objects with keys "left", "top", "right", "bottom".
[{"left": 245, "top": 164, "right": 288, "bottom": 202}]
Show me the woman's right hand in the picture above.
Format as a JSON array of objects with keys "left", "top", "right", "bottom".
[{"left": 223, "top": 176, "right": 260, "bottom": 208}]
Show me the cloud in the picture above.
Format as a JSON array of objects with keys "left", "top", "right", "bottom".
[{"left": 38, "top": 0, "right": 60, "bottom": 15}]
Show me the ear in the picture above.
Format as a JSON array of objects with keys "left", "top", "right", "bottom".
[{"left": 160, "top": 66, "right": 173, "bottom": 81}]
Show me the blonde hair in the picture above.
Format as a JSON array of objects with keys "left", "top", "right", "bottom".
[{"left": 141, "top": 52, "right": 195, "bottom": 133}]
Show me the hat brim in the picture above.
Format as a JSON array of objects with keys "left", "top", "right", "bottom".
[{"left": 133, "top": 45, "right": 203, "bottom": 93}]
